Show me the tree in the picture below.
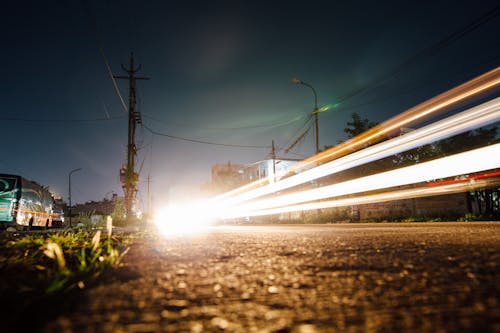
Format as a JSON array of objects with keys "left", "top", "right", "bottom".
[
  {"left": 437, "top": 127, "right": 498, "bottom": 156},
  {"left": 344, "top": 113, "right": 378, "bottom": 139},
  {"left": 321, "top": 113, "right": 389, "bottom": 182}
]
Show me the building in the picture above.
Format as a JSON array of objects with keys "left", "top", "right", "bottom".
[
  {"left": 210, "top": 162, "right": 245, "bottom": 194},
  {"left": 244, "top": 159, "right": 299, "bottom": 183},
  {"left": 72, "top": 193, "right": 119, "bottom": 216},
  {"left": 208, "top": 159, "right": 299, "bottom": 194}
]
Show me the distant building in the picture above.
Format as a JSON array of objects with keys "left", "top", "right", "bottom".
[
  {"left": 211, "top": 162, "right": 245, "bottom": 194},
  {"left": 208, "top": 159, "right": 299, "bottom": 194},
  {"left": 244, "top": 159, "right": 299, "bottom": 183},
  {"left": 72, "top": 193, "right": 119, "bottom": 216}
]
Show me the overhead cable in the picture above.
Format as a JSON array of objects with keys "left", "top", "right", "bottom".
[
  {"left": 80, "top": 0, "right": 128, "bottom": 114},
  {"left": 0, "top": 116, "right": 125, "bottom": 123},
  {"left": 335, "top": 4, "right": 500, "bottom": 104},
  {"left": 142, "top": 124, "right": 270, "bottom": 149},
  {"left": 143, "top": 113, "right": 306, "bottom": 131}
]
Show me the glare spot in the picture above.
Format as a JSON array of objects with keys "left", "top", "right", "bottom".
[{"left": 154, "top": 200, "right": 219, "bottom": 236}]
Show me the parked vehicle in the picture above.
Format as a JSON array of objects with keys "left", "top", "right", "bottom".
[
  {"left": 0, "top": 174, "right": 55, "bottom": 229},
  {"left": 51, "top": 203, "right": 65, "bottom": 228}
]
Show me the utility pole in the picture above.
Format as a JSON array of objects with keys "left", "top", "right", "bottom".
[
  {"left": 271, "top": 140, "right": 276, "bottom": 183},
  {"left": 114, "top": 52, "right": 149, "bottom": 223},
  {"left": 68, "top": 168, "right": 82, "bottom": 227}
]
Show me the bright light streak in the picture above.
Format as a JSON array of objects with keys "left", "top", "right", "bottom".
[
  {"left": 301, "top": 66, "right": 500, "bottom": 167},
  {"left": 238, "top": 177, "right": 500, "bottom": 217},
  {"left": 215, "top": 97, "right": 500, "bottom": 208},
  {"left": 222, "top": 143, "right": 500, "bottom": 218},
  {"left": 215, "top": 67, "right": 500, "bottom": 202},
  {"left": 154, "top": 200, "right": 219, "bottom": 236}
]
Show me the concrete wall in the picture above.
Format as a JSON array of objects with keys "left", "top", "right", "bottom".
[
  {"left": 273, "top": 193, "right": 468, "bottom": 223},
  {"left": 358, "top": 193, "right": 468, "bottom": 221}
]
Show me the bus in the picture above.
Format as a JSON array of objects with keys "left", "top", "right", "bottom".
[{"left": 0, "top": 174, "right": 55, "bottom": 229}]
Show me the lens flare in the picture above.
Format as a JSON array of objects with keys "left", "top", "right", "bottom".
[{"left": 154, "top": 200, "right": 218, "bottom": 236}]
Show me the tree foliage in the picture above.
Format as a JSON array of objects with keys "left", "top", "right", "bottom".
[{"left": 344, "top": 113, "right": 378, "bottom": 139}]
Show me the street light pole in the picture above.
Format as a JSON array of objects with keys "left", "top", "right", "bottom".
[
  {"left": 68, "top": 168, "right": 82, "bottom": 227},
  {"left": 292, "top": 78, "right": 320, "bottom": 154}
]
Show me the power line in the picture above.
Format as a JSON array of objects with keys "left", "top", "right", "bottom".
[
  {"left": 335, "top": 56, "right": 500, "bottom": 113},
  {"left": 141, "top": 123, "right": 270, "bottom": 149},
  {"left": 142, "top": 113, "right": 306, "bottom": 131},
  {"left": 80, "top": 0, "right": 128, "bottom": 114},
  {"left": 279, "top": 115, "right": 313, "bottom": 153},
  {"left": 99, "top": 46, "right": 129, "bottom": 114},
  {"left": 0, "top": 116, "right": 125, "bottom": 123},
  {"left": 335, "top": 4, "right": 500, "bottom": 105},
  {"left": 284, "top": 122, "right": 313, "bottom": 154}
]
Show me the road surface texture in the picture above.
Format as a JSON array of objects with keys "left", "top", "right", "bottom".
[{"left": 43, "top": 222, "right": 499, "bottom": 332}]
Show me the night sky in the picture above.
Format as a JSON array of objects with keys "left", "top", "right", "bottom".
[{"left": 2, "top": 1, "right": 499, "bottom": 209}]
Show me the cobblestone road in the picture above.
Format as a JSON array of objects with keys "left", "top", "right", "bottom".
[{"left": 43, "top": 223, "right": 500, "bottom": 332}]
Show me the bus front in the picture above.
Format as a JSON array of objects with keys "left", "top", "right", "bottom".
[{"left": 0, "top": 174, "right": 20, "bottom": 227}]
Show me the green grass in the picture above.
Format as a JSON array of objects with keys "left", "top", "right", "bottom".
[
  {"left": 1, "top": 226, "right": 131, "bottom": 295},
  {"left": 0, "top": 224, "right": 137, "bottom": 331}
]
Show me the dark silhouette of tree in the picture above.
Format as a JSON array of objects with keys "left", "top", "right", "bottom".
[
  {"left": 437, "top": 127, "right": 498, "bottom": 156},
  {"left": 344, "top": 113, "right": 379, "bottom": 139}
]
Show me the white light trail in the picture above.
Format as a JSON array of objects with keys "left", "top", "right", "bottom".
[
  {"left": 222, "top": 143, "right": 500, "bottom": 218},
  {"left": 237, "top": 177, "right": 500, "bottom": 218},
  {"left": 215, "top": 97, "right": 500, "bottom": 208},
  {"left": 215, "top": 67, "right": 500, "bottom": 202}
]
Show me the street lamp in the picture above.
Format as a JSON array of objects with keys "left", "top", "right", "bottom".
[
  {"left": 68, "top": 168, "right": 82, "bottom": 227},
  {"left": 292, "top": 77, "right": 321, "bottom": 154}
]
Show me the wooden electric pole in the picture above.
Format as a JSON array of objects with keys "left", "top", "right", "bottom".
[
  {"left": 271, "top": 140, "right": 276, "bottom": 183},
  {"left": 114, "top": 52, "right": 149, "bottom": 223}
]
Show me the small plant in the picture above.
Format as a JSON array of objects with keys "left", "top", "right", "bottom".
[
  {"left": 458, "top": 213, "right": 479, "bottom": 222},
  {"left": 74, "top": 210, "right": 95, "bottom": 229},
  {"left": 41, "top": 219, "right": 128, "bottom": 293},
  {"left": 0, "top": 219, "right": 129, "bottom": 296}
]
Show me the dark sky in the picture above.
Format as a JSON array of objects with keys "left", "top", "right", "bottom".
[{"left": 2, "top": 1, "right": 499, "bottom": 207}]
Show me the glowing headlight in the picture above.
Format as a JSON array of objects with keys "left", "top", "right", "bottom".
[{"left": 154, "top": 200, "right": 218, "bottom": 236}]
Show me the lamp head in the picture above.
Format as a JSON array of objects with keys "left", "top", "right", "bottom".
[{"left": 291, "top": 77, "right": 302, "bottom": 84}]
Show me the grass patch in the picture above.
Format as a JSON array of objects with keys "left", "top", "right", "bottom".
[
  {"left": 2, "top": 229, "right": 130, "bottom": 294},
  {"left": 0, "top": 223, "right": 133, "bottom": 330}
]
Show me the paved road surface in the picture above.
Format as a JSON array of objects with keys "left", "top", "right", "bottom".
[{"left": 43, "top": 222, "right": 499, "bottom": 332}]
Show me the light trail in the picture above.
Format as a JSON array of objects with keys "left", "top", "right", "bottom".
[
  {"left": 299, "top": 66, "right": 500, "bottom": 167},
  {"left": 216, "top": 66, "right": 500, "bottom": 201},
  {"left": 231, "top": 176, "right": 500, "bottom": 218},
  {"left": 215, "top": 97, "right": 500, "bottom": 207},
  {"left": 221, "top": 143, "right": 500, "bottom": 218},
  {"left": 155, "top": 69, "right": 500, "bottom": 233},
  {"left": 426, "top": 170, "right": 500, "bottom": 187}
]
